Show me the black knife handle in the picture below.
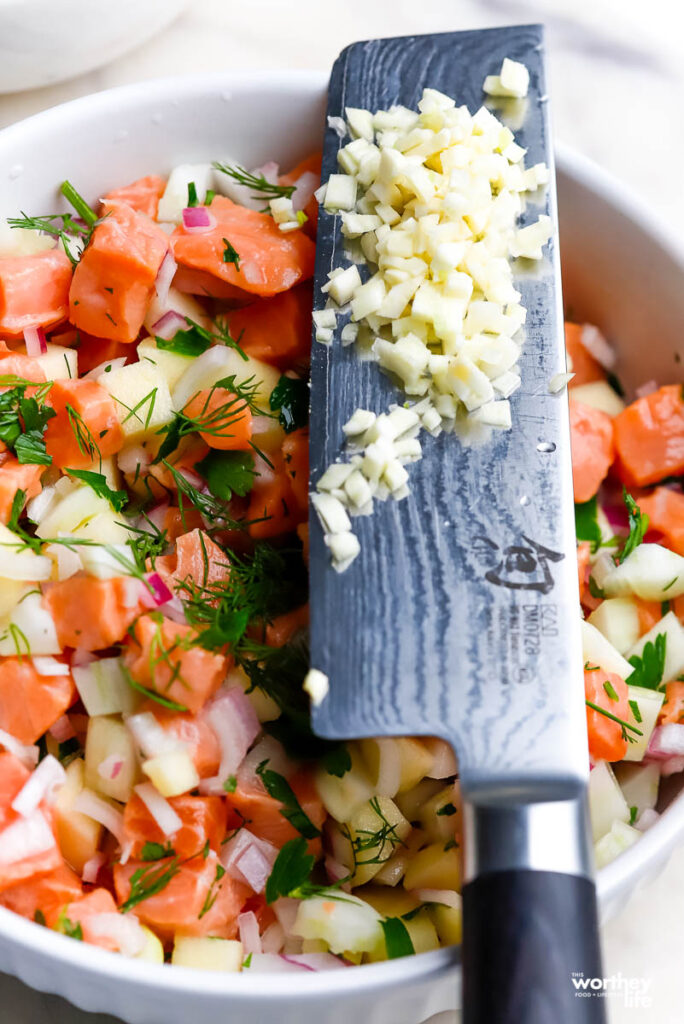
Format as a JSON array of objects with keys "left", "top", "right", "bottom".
[{"left": 462, "top": 869, "right": 606, "bottom": 1024}]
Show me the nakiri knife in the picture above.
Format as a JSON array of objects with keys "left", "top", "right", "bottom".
[{"left": 308, "top": 24, "right": 606, "bottom": 1024}]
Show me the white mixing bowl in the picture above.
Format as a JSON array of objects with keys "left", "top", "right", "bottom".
[
  {"left": 0, "top": 70, "right": 682, "bottom": 1024},
  {"left": 0, "top": 0, "right": 189, "bottom": 93}
]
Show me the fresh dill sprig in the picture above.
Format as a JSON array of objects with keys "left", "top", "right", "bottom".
[
  {"left": 6, "top": 212, "right": 88, "bottom": 265},
  {"left": 585, "top": 699, "right": 643, "bottom": 743},
  {"left": 213, "top": 162, "right": 295, "bottom": 205}
]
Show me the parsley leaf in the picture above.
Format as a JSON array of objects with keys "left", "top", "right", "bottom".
[
  {"left": 264, "top": 836, "right": 315, "bottom": 904},
  {"left": 7, "top": 488, "right": 26, "bottom": 531},
  {"left": 380, "top": 917, "right": 415, "bottom": 959},
  {"left": 121, "top": 856, "right": 182, "bottom": 912},
  {"left": 57, "top": 912, "right": 83, "bottom": 941},
  {"left": 618, "top": 488, "right": 649, "bottom": 563},
  {"left": 321, "top": 744, "right": 352, "bottom": 778},
  {"left": 195, "top": 450, "right": 255, "bottom": 501},
  {"left": 626, "top": 634, "right": 667, "bottom": 690},
  {"left": 269, "top": 376, "right": 308, "bottom": 433},
  {"left": 198, "top": 863, "right": 226, "bottom": 919},
  {"left": 629, "top": 806, "right": 638, "bottom": 826},
  {"left": 256, "top": 760, "right": 321, "bottom": 839},
  {"left": 223, "top": 775, "right": 237, "bottom": 793},
  {"left": 141, "top": 841, "right": 176, "bottom": 862},
  {"left": 196, "top": 608, "right": 250, "bottom": 651},
  {"left": 436, "top": 802, "right": 457, "bottom": 817},
  {"left": 222, "top": 237, "right": 241, "bottom": 271},
  {"left": 66, "top": 468, "right": 128, "bottom": 511},
  {"left": 14, "top": 430, "right": 52, "bottom": 465},
  {"left": 156, "top": 327, "right": 212, "bottom": 358},
  {"left": 575, "top": 497, "right": 602, "bottom": 554}
]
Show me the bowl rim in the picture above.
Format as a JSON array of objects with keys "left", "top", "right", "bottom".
[{"left": 0, "top": 68, "right": 682, "bottom": 998}]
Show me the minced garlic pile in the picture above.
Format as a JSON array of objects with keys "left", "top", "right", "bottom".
[{"left": 312, "top": 60, "right": 552, "bottom": 570}]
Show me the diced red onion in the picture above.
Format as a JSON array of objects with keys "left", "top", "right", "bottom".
[
  {"left": 237, "top": 735, "right": 292, "bottom": 792},
  {"left": 11, "top": 755, "right": 66, "bottom": 817},
  {"left": 635, "top": 379, "right": 658, "bottom": 400},
  {"left": 139, "top": 572, "right": 173, "bottom": 610},
  {"left": 145, "top": 500, "right": 169, "bottom": 530},
  {"left": 117, "top": 444, "right": 152, "bottom": 476},
  {"left": 23, "top": 325, "right": 48, "bottom": 357},
  {"left": 412, "top": 887, "right": 462, "bottom": 910},
  {"left": 647, "top": 724, "right": 684, "bottom": 759},
  {"left": 203, "top": 687, "right": 261, "bottom": 787},
  {"left": 0, "top": 810, "right": 57, "bottom": 864},
  {"left": 150, "top": 310, "right": 187, "bottom": 341},
  {"left": 602, "top": 504, "right": 629, "bottom": 533},
  {"left": 424, "top": 738, "right": 458, "bottom": 779},
  {"left": 126, "top": 712, "right": 182, "bottom": 759},
  {"left": 84, "top": 356, "right": 127, "bottom": 381},
  {"left": 73, "top": 789, "right": 125, "bottom": 844},
  {"left": 134, "top": 782, "right": 183, "bottom": 837},
  {"left": 245, "top": 952, "right": 306, "bottom": 974},
  {"left": 81, "top": 851, "right": 107, "bottom": 884},
  {"left": 32, "top": 656, "right": 70, "bottom": 678},
  {"left": 238, "top": 910, "right": 263, "bottom": 955},
  {"left": 272, "top": 897, "right": 299, "bottom": 935},
  {"left": 579, "top": 324, "right": 616, "bottom": 369},
  {"left": 98, "top": 754, "right": 124, "bottom": 781},
  {"left": 281, "top": 953, "right": 349, "bottom": 972},
  {"left": 221, "top": 828, "right": 278, "bottom": 893},
  {"left": 178, "top": 466, "right": 207, "bottom": 491},
  {"left": 661, "top": 755, "right": 684, "bottom": 776},
  {"left": 260, "top": 921, "right": 285, "bottom": 954},
  {"left": 87, "top": 913, "right": 146, "bottom": 957},
  {"left": 635, "top": 809, "right": 660, "bottom": 831},
  {"left": 48, "top": 715, "right": 76, "bottom": 743},
  {"left": 182, "top": 207, "right": 216, "bottom": 233},
  {"left": 0, "top": 729, "right": 39, "bottom": 769},
  {"left": 71, "top": 648, "right": 96, "bottom": 668},
  {"left": 155, "top": 251, "right": 177, "bottom": 304},
  {"left": 291, "top": 171, "right": 319, "bottom": 213},
  {"left": 325, "top": 856, "right": 351, "bottom": 888}
]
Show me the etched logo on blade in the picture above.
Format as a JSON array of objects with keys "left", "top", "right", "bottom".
[{"left": 473, "top": 534, "right": 564, "bottom": 594}]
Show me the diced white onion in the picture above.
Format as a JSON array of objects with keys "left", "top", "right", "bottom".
[
  {"left": 134, "top": 782, "right": 183, "bottom": 837},
  {"left": 87, "top": 913, "right": 146, "bottom": 958},
  {"left": 73, "top": 789, "right": 125, "bottom": 844},
  {"left": 0, "top": 729, "right": 39, "bottom": 769},
  {"left": 238, "top": 911, "right": 263, "bottom": 955},
  {"left": 222, "top": 829, "right": 279, "bottom": 893},
  {"left": 32, "top": 656, "right": 70, "bottom": 677},
  {"left": 126, "top": 712, "right": 182, "bottom": 759},
  {"left": 11, "top": 755, "right": 66, "bottom": 817},
  {"left": 0, "top": 810, "right": 57, "bottom": 864}
]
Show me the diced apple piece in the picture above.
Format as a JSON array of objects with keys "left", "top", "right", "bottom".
[
  {"left": 55, "top": 758, "right": 103, "bottom": 874},
  {"left": 627, "top": 611, "right": 684, "bottom": 686},
  {"left": 428, "top": 900, "right": 462, "bottom": 946},
  {"left": 143, "top": 286, "right": 210, "bottom": 335},
  {"left": 73, "top": 657, "right": 139, "bottom": 717},
  {"left": 614, "top": 762, "right": 660, "bottom": 814},
  {"left": 97, "top": 362, "right": 174, "bottom": 442},
  {"left": 35, "top": 343, "right": 78, "bottom": 381},
  {"left": 134, "top": 925, "right": 165, "bottom": 964},
  {"left": 588, "top": 760, "right": 629, "bottom": 842},
  {"left": 172, "top": 345, "right": 280, "bottom": 412},
  {"left": 228, "top": 665, "right": 280, "bottom": 723},
  {"left": 359, "top": 737, "right": 434, "bottom": 798},
  {"left": 580, "top": 620, "right": 633, "bottom": 679},
  {"left": 588, "top": 598, "right": 640, "bottom": 655},
  {"left": 0, "top": 580, "right": 30, "bottom": 619},
  {"left": 137, "top": 337, "right": 194, "bottom": 393},
  {"left": 418, "top": 785, "right": 459, "bottom": 844},
  {"left": 403, "top": 843, "right": 461, "bottom": 892},
  {"left": 594, "top": 819, "right": 641, "bottom": 869},
  {"left": 0, "top": 590, "right": 61, "bottom": 655},
  {"left": 85, "top": 716, "right": 139, "bottom": 803},
  {"left": 361, "top": 887, "right": 440, "bottom": 958},
  {"left": 602, "top": 544, "right": 684, "bottom": 601},
  {"left": 293, "top": 891, "right": 384, "bottom": 955},
  {"left": 0, "top": 523, "right": 52, "bottom": 581},
  {"left": 345, "top": 797, "right": 411, "bottom": 887},
  {"left": 171, "top": 936, "right": 243, "bottom": 972},
  {"left": 315, "top": 745, "right": 375, "bottom": 821},
  {"left": 570, "top": 381, "right": 625, "bottom": 418},
  {"left": 142, "top": 748, "right": 199, "bottom": 797},
  {"left": 394, "top": 778, "right": 444, "bottom": 822},
  {"left": 35, "top": 483, "right": 110, "bottom": 537},
  {"left": 623, "top": 685, "right": 665, "bottom": 763}
]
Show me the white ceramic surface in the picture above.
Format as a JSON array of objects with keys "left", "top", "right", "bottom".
[
  {"left": 0, "top": 70, "right": 682, "bottom": 1024},
  {"left": 0, "top": 0, "right": 189, "bottom": 93}
]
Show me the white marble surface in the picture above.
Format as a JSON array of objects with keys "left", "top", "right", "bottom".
[{"left": 0, "top": 2, "right": 683, "bottom": 1022}]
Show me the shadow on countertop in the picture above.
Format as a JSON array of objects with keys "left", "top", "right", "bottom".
[{"left": 0, "top": 973, "right": 122, "bottom": 1024}]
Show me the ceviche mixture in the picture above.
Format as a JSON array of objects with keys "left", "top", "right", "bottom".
[{"left": 0, "top": 92, "right": 682, "bottom": 974}]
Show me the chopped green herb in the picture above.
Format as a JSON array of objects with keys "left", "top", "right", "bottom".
[
  {"left": 321, "top": 744, "right": 351, "bottom": 778},
  {"left": 629, "top": 806, "right": 638, "bottom": 826},
  {"left": 66, "top": 468, "right": 128, "bottom": 511},
  {"left": 256, "top": 760, "right": 321, "bottom": 839},
  {"left": 213, "top": 163, "right": 295, "bottom": 204},
  {"left": 661, "top": 600, "right": 671, "bottom": 617},
  {"left": 269, "top": 376, "right": 308, "bottom": 434},
  {"left": 265, "top": 836, "right": 315, "bottom": 904},
  {"left": 346, "top": 796, "right": 407, "bottom": 868},
  {"left": 603, "top": 680, "right": 619, "bottom": 703},
  {"left": 57, "top": 911, "right": 83, "bottom": 940},
  {"left": 198, "top": 863, "right": 226, "bottom": 919},
  {"left": 123, "top": 667, "right": 190, "bottom": 712},
  {"left": 585, "top": 700, "right": 643, "bottom": 742},
  {"left": 7, "top": 211, "right": 89, "bottom": 265},
  {"left": 187, "top": 182, "right": 199, "bottom": 208},
  {"left": 436, "top": 802, "right": 457, "bottom": 817},
  {"left": 617, "top": 488, "right": 649, "bottom": 564},
  {"left": 588, "top": 576, "right": 606, "bottom": 600},
  {"left": 222, "top": 237, "right": 241, "bottom": 271},
  {"left": 33, "top": 909, "right": 47, "bottom": 927},
  {"left": 121, "top": 856, "right": 182, "bottom": 912},
  {"left": 156, "top": 328, "right": 212, "bottom": 358},
  {"left": 141, "top": 841, "right": 176, "bottom": 862},
  {"left": 195, "top": 450, "right": 255, "bottom": 501},
  {"left": 204, "top": 189, "right": 216, "bottom": 206},
  {"left": 7, "top": 488, "right": 26, "bottom": 531},
  {"left": 575, "top": 497, "right": 602, "bottom": 553},
  {"left": 223, "top": 775, "right": 237, "bottom": 793},
  {"left": 242, "top": 953, "right": 253, "bottom": 969},
  {"left": 606, "top": 372, "right": 625, "bottom": 398},
  {"left": 60, "top": 179, "right": 98, "bottom": 228},
  {"left": 626, "top": 634, "right": 667, "bottom": 690},
  {"left": 380, "top": 917, "right": 415, "bottom": 959},
  {"left": 628, "top": 699, "right": 643, "bottom": 724}
]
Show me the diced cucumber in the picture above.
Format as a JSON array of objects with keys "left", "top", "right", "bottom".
[
  {"left": 622, "top": 685, "right": 665, "bottom": 762},
  {"left": 588, "top": 760, "right": 629, "bottom": 842},
  {"left": 580, "top": 620, "right": 633, "bottom": 678},
  {"left": 614, "top": 762, "right": 660, "bottom": 814},
  {"left": 594, "top": 819, "right": 641, "bottom": 869},
  {"left": 588, "top": 598, "right": 640, "bottom": 655},
  {"left": 627, "top": 611, "right": 684, "bottom": 686},
  {"left": 603, "top": 544, "right": 684, "bottom": 601}
]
